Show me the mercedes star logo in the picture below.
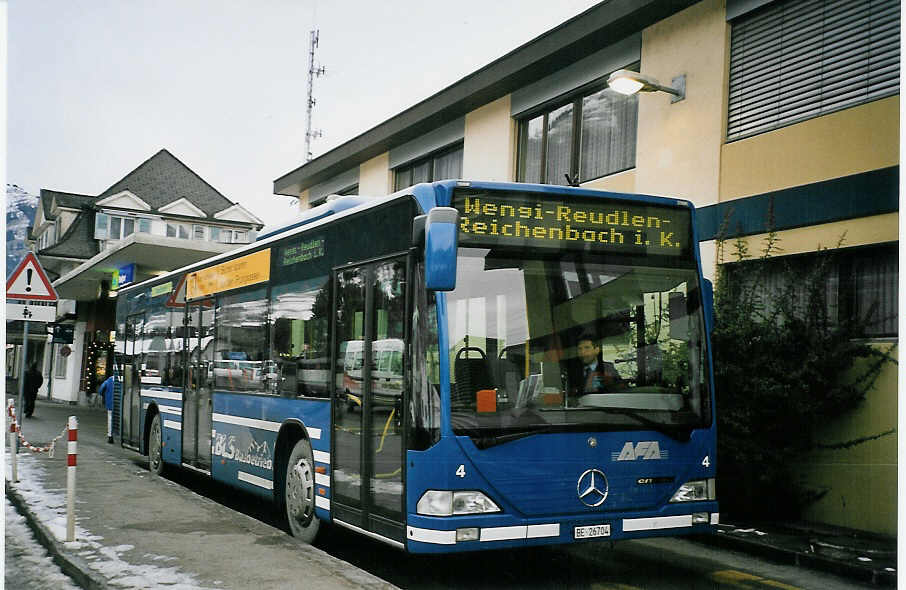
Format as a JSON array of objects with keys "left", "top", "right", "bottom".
[{"left": 577, "top": 468, "right": 609, "bottom": 507}]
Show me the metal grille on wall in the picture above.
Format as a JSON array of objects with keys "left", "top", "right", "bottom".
[{"left": 728, "top": 0, "right": 899, "bottom": 140}]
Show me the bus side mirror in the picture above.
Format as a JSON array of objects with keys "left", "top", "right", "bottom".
[
  {"left": 424, "top": 207, "right": 459, "bottom": 291},
  {"left": 702, "top": 279, "right": 715, "bottom": 333}
]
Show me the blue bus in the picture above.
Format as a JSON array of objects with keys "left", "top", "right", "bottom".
[{"left": 114, "top": 180, "right": 717, "bottom": 553}]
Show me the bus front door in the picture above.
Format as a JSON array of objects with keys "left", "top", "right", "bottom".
[
  {"left": 332, "top": 257, "right": 408, "bottom": 543},
  {"left": 183, "top": 299, "right": 215, "bottom": 471}
]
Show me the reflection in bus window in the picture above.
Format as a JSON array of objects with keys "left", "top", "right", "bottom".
[
  {"left": 271, "top": 276, "right": 330, "bottom": 397},
  {"left": 214, "top": 288, "right": 268, "bottom": 392}
]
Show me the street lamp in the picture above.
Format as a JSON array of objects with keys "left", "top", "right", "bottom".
[{"left": 608, "top": 69, "right": 686, "bottom": 103}]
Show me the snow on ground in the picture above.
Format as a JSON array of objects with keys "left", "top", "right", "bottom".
[
  {"left": 6, "top": 496, "right": 82, "bottom": 590},
  {"left": 7, "top": 451, "right": 217, "bottom": 589}
]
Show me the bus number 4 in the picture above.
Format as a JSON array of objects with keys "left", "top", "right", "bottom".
[
  {"left": 701, "top": 456, "right": 710, "bottom": 468},
  {"left": 456, "top": 464, "right": 466, "bottom": 478}
]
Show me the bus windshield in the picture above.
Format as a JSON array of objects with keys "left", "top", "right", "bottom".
[{"left": 444, "top": 247, "right": 710, "bottom": 446}]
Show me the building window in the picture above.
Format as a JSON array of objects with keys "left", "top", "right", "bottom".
[
  {"left": 393, "top": 144, "right": 464, "bottom": 191},
  {"left": 54, "top": 343, "right": 68, "bottom": 378},
  {"left": 137, "top": 218, "right": 152, "bottom": 233},
  {"left": 728, "top": 0, "right": 900, "bottom": 140},
  {"left": 193, "top": 225, "right": 206, "bottom": 240},
  {"left": 95, "top": 213, "right": 140, "bottom": 241},
  {"left": 166, "top": 222, "right": 190, "bottom": 239},
  {"left": 209, "top": 226, "right": 249, "bottom": 244},
  {"left": 517, "top": 78, "right": 638, "bottom": 185},
  {"left": 38, "top": 223, "right": 55, "bottom": 250},
  {"left": 726, "top": 244, "right": 898, "bottom": 337}
]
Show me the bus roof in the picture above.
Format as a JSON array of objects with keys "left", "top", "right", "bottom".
[{"left": 119, "top": 180, "right": 693, "bottom": 296}]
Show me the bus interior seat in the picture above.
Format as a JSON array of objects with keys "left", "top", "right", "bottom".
[{"left": 453, "top": 347, "right": 492, "bottom": 409}]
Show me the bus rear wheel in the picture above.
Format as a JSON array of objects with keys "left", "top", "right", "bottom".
[
  {"left": 149, "top": 414, "right": 166, "bottom": 476},
  {"left": 284, "top": 438, "right": 320, "bottom": 543}
]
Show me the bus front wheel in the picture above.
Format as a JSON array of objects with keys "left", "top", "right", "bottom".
[
  {"left": 149, "top": 414, "right": 166, "bottom": 476},
  {"left": 284, "top": 438, "right": 320, "bottom": 543}
]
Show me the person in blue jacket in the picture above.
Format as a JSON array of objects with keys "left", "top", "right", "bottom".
[{"left": 98, "top": 375, "right": 115, "bottom": 444}]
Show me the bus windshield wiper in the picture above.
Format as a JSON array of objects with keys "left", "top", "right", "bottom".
[
  {"left": 598, "top": 408, "right": 692, "bottom": 442},
  {"left": 473, "top": 425, "right": 554, "bottom": 449}
]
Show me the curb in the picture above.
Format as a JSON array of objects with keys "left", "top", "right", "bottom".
[
  {"left": 691, "top": 533, "right": 897, "bottom": 587},
  {"left": 5, "top": 478, "right": 110, "bottom": 590}
]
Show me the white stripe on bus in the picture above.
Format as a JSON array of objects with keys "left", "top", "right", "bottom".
[
  {"left": 407, "top": 524, "right": 560, "bottom": 545},
  {"left": 315, "top": 496, "right": 330, "bottom": 511},
  {"left": 407, "top": 526, "right": 456, "bottom": 545},
  {"left": 159, "top": 406, "right": 182, "bottom": 416},
  {"left": 213, "top": 413, "right": 280, "bottom": 432},
  {"left": 163, "top": 420, "right": 181, "bottom": 431},
  {"left": 212, "top": 414, "right": 321, "bottom": 440},
  {"left": 527, "top": 524, "right": 560, "bottom": 538},
  {"left": 312, "top": 450, "right": 330, "bottom": 464},
  {"left": 622, "top": 515, "right": 693, "bottom": 532},
  {"left": 237, "top": 471, "right": 273, "bottom": 490},
  {"left": 140, "top": 390, "right": 182, "bottom": 401},
  {"left": 315, "top": 473, "right": 330, "bottom": 487}
]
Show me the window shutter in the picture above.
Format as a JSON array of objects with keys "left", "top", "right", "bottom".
[{"left": 728, "top": 0, "right": 899, "bottom": 140}]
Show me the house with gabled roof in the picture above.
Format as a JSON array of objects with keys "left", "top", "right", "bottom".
[{"left": 28, "top": 149, "right": 263, "bottom": 402}]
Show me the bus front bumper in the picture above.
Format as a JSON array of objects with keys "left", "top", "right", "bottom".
[{"left": 405, "top": 502, "right": 719, "bottom": 553}]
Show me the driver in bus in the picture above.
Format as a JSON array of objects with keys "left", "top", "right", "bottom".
[{"left": 573, "top": 332, "right": 623, "bottom": 395}]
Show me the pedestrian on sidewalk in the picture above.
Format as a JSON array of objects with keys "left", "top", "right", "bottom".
[
  {"left": 24, "top": 363, "right": 43, "bottom": 418},
  {"left": 98, "top": 375, "right": 115, "bottom": 444}
]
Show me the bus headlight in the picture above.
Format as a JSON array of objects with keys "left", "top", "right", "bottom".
[
  {"left": 669, "top": 478, "right": 716, "bottom": 502},
  {"left": 416, "top": 490, "right": 501, "bottom": 516}
]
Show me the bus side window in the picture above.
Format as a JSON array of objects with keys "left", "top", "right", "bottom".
[
  {"left": 214, "top": 288, "right": 269, "bottom": 393},
  {"left": 270, "top": 276, "right": 330, "bottom": 398}
]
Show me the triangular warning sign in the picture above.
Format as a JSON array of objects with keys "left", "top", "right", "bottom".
[
  {"left": 164, "top": 274, "right": 186, "bottom": 308},
  {"left": 6, "top": 252, "right": 58, "bottom": 301}
]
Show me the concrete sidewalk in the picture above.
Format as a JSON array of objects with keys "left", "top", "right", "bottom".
[{"left": 6, "top": 399, "right": 397, "bottom": 590}]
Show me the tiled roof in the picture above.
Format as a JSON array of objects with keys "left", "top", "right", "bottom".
[
  {"left": 98, "top": 149, "right": 236, "bottom": 216},
  {"left": 39, "top": 210, "right": 98, "bottom": 260},
  {"left": 39, "top": 189, "right": 96, "bottom": 219}
]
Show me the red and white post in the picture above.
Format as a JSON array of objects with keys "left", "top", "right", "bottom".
[
  {"left": 66, "top": 415, "right": 77, "bottom": 542},
  {"left": 8, "top": 399, "right": 18, "bottom": 483}
]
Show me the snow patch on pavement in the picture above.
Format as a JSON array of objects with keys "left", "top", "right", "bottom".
[{"left": 7, "top": 451, "right": 218, "bottom": 589}]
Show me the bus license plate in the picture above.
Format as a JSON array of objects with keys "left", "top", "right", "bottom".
[{"left": 574, "top": 524, "right": 611, "bottom": 539}]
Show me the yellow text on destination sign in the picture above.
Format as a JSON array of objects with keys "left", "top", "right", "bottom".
[{"left": 455, "top": 194, "right": 688, "bottom": 253}]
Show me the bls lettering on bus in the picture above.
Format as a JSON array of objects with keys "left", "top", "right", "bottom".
[{"left": 114, "top": 180, "right": 717, "bottom": 553}]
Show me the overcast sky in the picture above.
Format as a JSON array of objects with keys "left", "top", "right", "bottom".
[{"left": 8, "top": 0, "right": 601, "bottom": 227}]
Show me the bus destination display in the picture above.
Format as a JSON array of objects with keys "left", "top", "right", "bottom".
[{"left": 454, "top": 190, "right": 691, "bottom": 257}]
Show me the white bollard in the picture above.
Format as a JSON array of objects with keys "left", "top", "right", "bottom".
[
  {"left": 66, "top": 415, "right": 77, "bottom": 542},
  {"left": 8, "top": 399, "right": 17, "bottom": 483}
]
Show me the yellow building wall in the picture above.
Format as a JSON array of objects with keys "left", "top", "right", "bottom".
[
  {"left": 795, "top": 344, "right": 898, "bottom": 537},
  {"left": 359, "top": 152, "right": 391, "bottom": 196},
  {"left": 582, "top": 169, "right": 637, "bottom": 193},
  {"left": 718, "top": 213, "right": 899, "bottom": 263},
  {"left": 720, "top": 96, "right": 900, "bottom": 201},
  {"left": 635, "top": 0, "right": 728, "bottom": 211},
  {"left": 463, "top": 96, "right": 516, "bottom": 182},
  {"left": 716, "top": 91, "right": 898, "bottom": 537},
  {"left": 296, "top": 189, "right": 311, "bottom": 211}
]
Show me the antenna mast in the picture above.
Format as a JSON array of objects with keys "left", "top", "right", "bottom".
[{"left": 305, "top": 29, "right": 326, "bottom": 162}]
